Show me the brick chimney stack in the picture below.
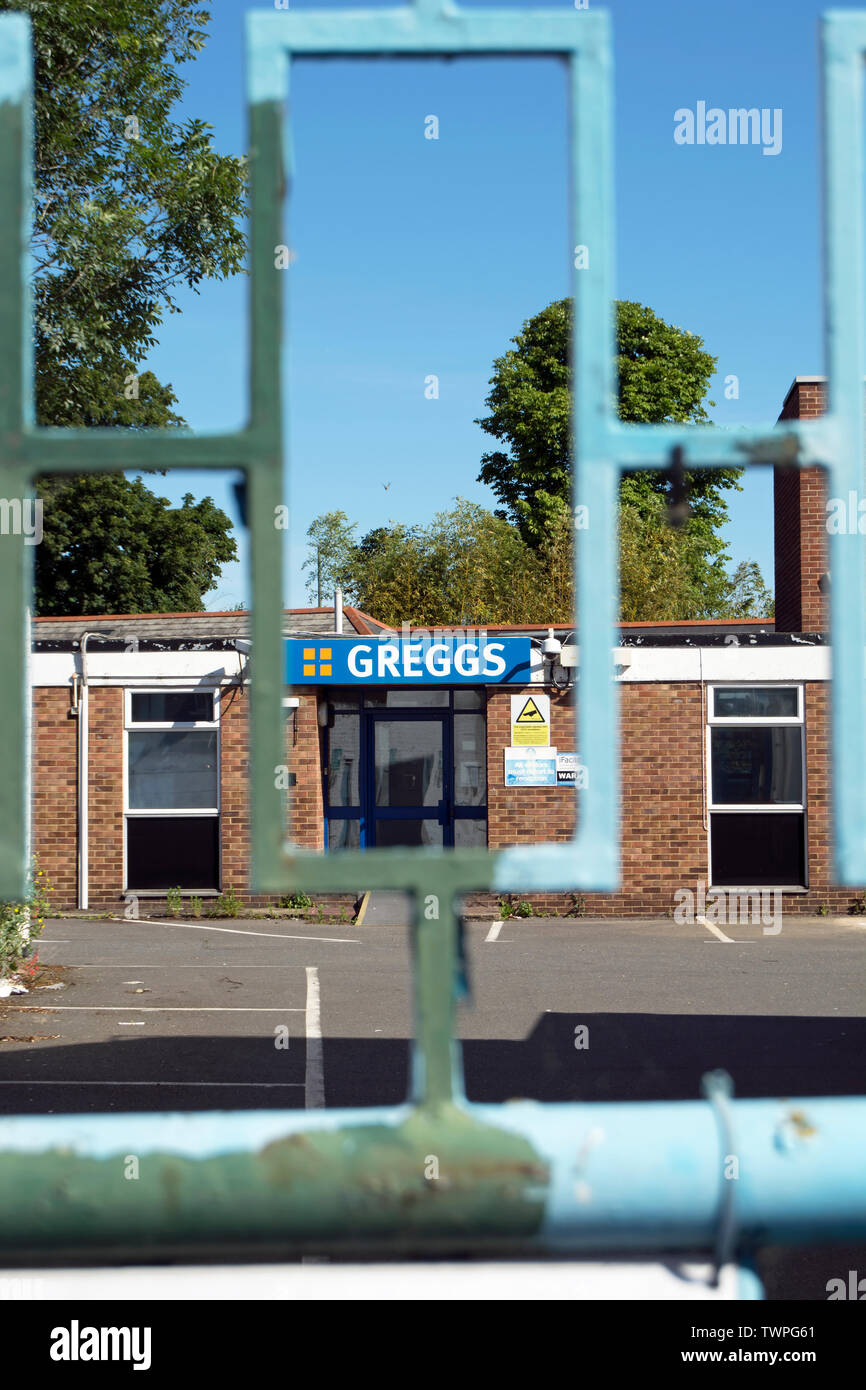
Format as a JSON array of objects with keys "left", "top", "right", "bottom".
[{"left": 774, "top": 377, "right": 829, "bottom": 633}]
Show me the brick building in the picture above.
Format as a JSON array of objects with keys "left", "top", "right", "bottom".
[{"left": 30, "top": 377, "right": 859, "bottom": 918}]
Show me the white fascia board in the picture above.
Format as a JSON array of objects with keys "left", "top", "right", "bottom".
[
  {"left": 30, "top": 644, "right": 832, "bottom": 688},
  {"left": 617, "top": 645, "right": 830, "bottom": 682},
  {"left": 31, "top": 651, "right": 240, "bottom": 687}
]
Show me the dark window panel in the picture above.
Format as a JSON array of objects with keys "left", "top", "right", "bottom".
[
  {"left": 363, "top": 688, "right": 450, "bottom": 708},
  {"left": 127, "top": 817, "right": 219, "bottom": 891},
  {"left": 454, "top": 818, "right": 487, "bottom": 847},
  {"left": 326, "top": 818, "right": 361, "bottom": 850},
  {"left": 128, "top": 731, "right": 218, "bottom": 810},
  {"left": 711, "top": 726, "right": 803, "bottom": 805},
  {"left": 373, "top": 720, "right": 443, "bottom": 808},
  {"left": 713, "top": 687, "right": 798, "bottom": 719},
  {"left": 326, "top": 691, "right": 360, "bottom": 713},
  {"left": 454, "top": 712, "right": 486, "bottom": 805},
  {"left": 374, "top": 819, "right": 444, "bottom": 848},
  {"left": 131, "top": 691, "right": 215, "bottom": 724},
  {"left": 710, "top": 812, "right": 806, "bottom": 887},
  {"left": 328, "top": 713, "right": 361, "bottom": 807}
]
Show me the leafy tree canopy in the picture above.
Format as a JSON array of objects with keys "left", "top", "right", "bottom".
[
  {"left": 305, "top": 500, "right": 773, "bottom": 628},
  {"left": 14, "top": 0, "right": 247, "bottom": 426},
  {"left": 36, "top": 476, "right": 236, "bottom": 615},
  {"left": 302, "top": 511, "right": 359, "bottom": 606},
  {"left": 476, "top": 298, "right": 741, "bottom": 547},
  {"left": 1, "top": 1, "right": 246, "bottom": 610}
]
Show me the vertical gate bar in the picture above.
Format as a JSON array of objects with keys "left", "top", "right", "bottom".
[
  {"left": 822, "top": 15, "right": 866, "bottom": 883},
  {"left": 0, "top": 14, "right": 32, "bottom": 434},
  {"left": 247, "top": 77, "right": 290, "bottom": 892},
  {"left": 410, "top": 881, "right": 462, "bottom": 1106},
  {"left": 571, "top": 30, "right": 619, "bottom": 888},
  {"left": 0, "top": 14, "right": 32, "bottom": 900}
]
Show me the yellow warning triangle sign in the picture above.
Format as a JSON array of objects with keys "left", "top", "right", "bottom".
[{"left": 515, "top": 696, "right": 546, "bottom": 724}]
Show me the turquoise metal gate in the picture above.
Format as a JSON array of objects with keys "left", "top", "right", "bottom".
[{"left": 0, "top": 4, "right": 865, "bottom": 1278}]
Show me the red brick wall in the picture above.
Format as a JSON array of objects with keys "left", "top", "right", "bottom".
[
  {"left": 288, "top": 688, "right": 325, "bottom": 851},
  {"left": 803, "top": 681, "right": 838, "bottom": 898},
  {"left": 474, "top": 680, "right": 862, "bottom": 918},
  {"left": 87, "top": 687, "right": 124, "bottom": 907},
  {"left": 31, "top": 675, "right": 862, "bottom": 920},
  {"left": 31, "top": 687, "right": 78, "bottom": 907},
  {"left": 486, "top": 687, "right": 576, "bottom": 847},
  {"left": 775, "top": 380, "right": 828, "bottom": 633},
  {"left": 215, "top": 688, "right": 326, "bottom": 903},
  {"left": 30, "top": 684, "right": 341, "bottom": 915},
  {"left": 218, "top": 684, "right": 251, "bottom": 898}
]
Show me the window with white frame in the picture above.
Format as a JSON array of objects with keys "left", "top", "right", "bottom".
[
  {"left": 125, "top": 689, "right": 220, "bottom": 891},
  {"left": 707, "top": 684, "right": 806, "bottom": 888}
]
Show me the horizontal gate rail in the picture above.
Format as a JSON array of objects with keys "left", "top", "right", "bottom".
[{"left": 0, "top": 1095, "right": 864, "bottom": 1261}]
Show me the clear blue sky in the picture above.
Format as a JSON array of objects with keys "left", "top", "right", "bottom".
[{"left": 142, "top": 0, "right": 839, "bottom": 612}]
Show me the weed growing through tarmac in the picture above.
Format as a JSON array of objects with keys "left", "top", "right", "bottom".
[
  {"left": 498, "top": 897, "right": 534, "bottom": 919},
  {"left": 209, "top": 885, "right": 242, "bottom": 918}
]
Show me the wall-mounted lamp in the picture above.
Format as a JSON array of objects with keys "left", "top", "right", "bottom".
[{"left": 283, "top": 695, "right": 300, "bottom": 748}]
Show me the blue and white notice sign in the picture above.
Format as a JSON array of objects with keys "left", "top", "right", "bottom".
[
  {"left": 504, "top": 747, "right": 558, "bottom": 787},
  {"left": 286, "top": 635, "right": 533, "bottom": 685}
]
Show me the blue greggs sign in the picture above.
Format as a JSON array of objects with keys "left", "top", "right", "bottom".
[{"left": 285, "top": 635, "right": 534, "bottom": 685}]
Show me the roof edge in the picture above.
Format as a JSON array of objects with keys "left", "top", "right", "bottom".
[{"left": 780, "top": 375, "right": 827, "bottom": 413}]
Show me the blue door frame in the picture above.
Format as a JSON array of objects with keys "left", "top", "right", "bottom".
[
  {"left": 365, "top": 710, "right": 451, "bottom": 848},
  {"left": 323, "top": 691, "right": 487, "bottom": 850}
]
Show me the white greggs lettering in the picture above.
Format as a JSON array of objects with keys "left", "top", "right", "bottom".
[{"left": 348, "top": 641, "right": 507, "bottom": 680}]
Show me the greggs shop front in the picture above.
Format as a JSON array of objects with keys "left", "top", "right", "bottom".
[
  {"left": 32, "top": 607, "right": 862, "bottom": 919},
  {"left": 286, "top": 633, "right": 538, "bottom": 853}
]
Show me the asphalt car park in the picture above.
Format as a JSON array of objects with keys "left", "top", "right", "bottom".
[{"left": 1, "top": 907, "right": 864, "bottom": 1298}]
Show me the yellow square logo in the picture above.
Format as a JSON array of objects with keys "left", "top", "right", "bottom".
[{"left": 301, "top": 645, "right": 334, "bottom": 679}]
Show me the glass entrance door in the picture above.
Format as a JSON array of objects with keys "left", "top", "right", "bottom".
[
  {"left": 367, "top": 713, "right": 449, "bottom": 848},
  {"left": 323, "top": 690, "right": 486, "bottom": 850}
]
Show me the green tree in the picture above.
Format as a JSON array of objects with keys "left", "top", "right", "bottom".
[
  {"left": 35, "top": 477, "right": 236, "bottom": 615},
  {"left": 718, "top": 559, "right": 775, "bottom": 619},
  {"left": 302, "top": 511, "right": 359, "bottom": 605},
  {"left": 348, "top": 502, "right": 537, "bottom": 626},
  {"left": 17, "top": 0, "right": 247, "bottom": 427},
  {"left": 305, "top": 501, "right": 570, "bottom": 628},
  {"left": 475, "top": 298, "right": 772, "bottom": 618},
  {"left": 619, "top": 495, "right": 727, "bottom": 621},
  {"left": 306, "top": 497, "right": 774, "bottom": 628},
  {"left": 476, "top": 298, "right": 740, "bottom": 540},
  {"left": 2, "top": 0, "right": 247, "bottom": 610}
]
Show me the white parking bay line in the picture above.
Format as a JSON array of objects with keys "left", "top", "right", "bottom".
[
  {"left": 696, "top": 915, "right": 735, "bottom": 944},
  {"left": 305, "top": 966, "right": 324, "bottom": 1109},
  {"left": 695, "top": 914, "right": 759, "bottom": 944},
  {"left": 17, "top": 1006, "right": 305, "bottom": 1013},
  {"left": 485, "top": 920, "right": 504, "bottom": 943},
  {"left": 108, "top": 918, "right": 359, "bottom": 945}
]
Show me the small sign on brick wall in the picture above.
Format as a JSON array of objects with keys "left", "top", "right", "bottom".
[
  {"left": 510, "top": 692, "right": 550, "bottom": 746},
  {"left": 555, "top": 753, "right": 588, "bottom": 787},
  {"left": 504, "top": 746, "right": 557, "bottom": 786}
]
